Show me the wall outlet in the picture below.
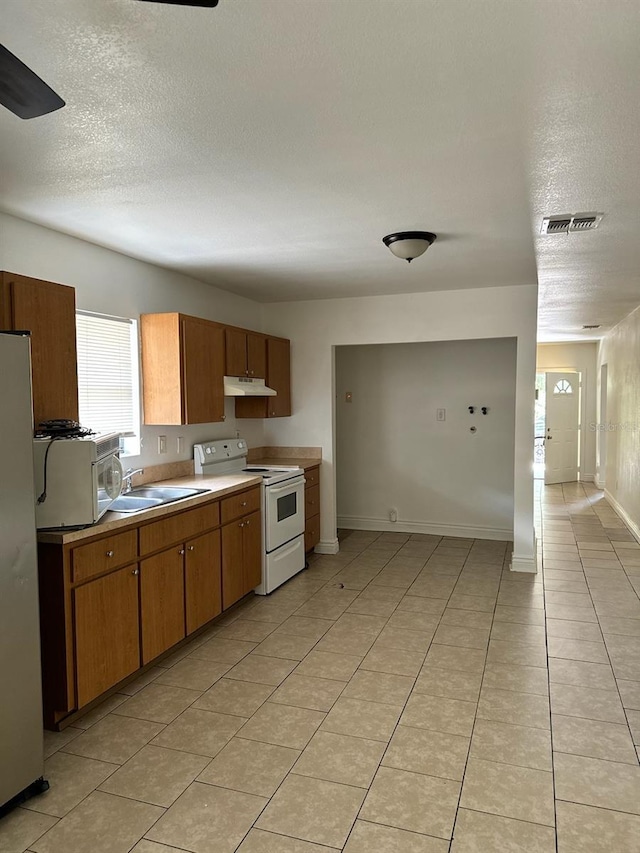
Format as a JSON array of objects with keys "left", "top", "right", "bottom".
[
  {"left": 437, "top": 408, "right": 446, "bottom": 421},
  {"left": 158, "top": 435, "right": 167, "bottom": 454},
  {"left": 177, "top": 436, "right": 184, "bottom": 454},
  {"left": 389, "top": 508, "right": 398, "bottom": 523}
]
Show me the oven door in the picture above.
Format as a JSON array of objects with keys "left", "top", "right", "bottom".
[
  {"left": 93, "top": 453, "right": 124, "bottom": 521},
  {"left": 264, "top": 476, "right": 306, "bottom": 552}
]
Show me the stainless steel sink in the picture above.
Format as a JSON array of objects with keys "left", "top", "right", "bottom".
[
  {"left": 130, "top": 487, "right": 209, "bottom": 501},
  {"left": 110, "top": 486, "right": 210, "bottom": 513},
  {"left": 110, "top": 495, "right": 164, "bottom": 512}
]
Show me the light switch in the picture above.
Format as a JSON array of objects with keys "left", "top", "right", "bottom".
[
  {"left": 437, "top": 408, "right": 446, "bottom": 422},
  {"left": 158, "top": 435, "right": 167, "bottom": 454}
]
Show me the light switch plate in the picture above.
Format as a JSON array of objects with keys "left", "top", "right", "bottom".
[{"left": 437, "top": 408, "right": 446, "bottom": 421}]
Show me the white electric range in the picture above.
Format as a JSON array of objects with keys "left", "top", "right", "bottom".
[{"left": 193, "top": 439, "right": 306, "bottom": 594}]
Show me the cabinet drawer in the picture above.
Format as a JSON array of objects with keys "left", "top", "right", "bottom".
[
  {"left": 304, "top": 466, "right": 320, "bottom": 488},
  {"left": 139, "top": 501, "right": 220, "bottom": 555},
  {"left": 305, "top": 484, "right": 320, "bottom": 519},
  {"left": 72, "top": 530, "right": 138, "bottom": 584},
  {"left": 221, "top": 487, "right": 261, "bottom": 524},
  {"left": 305, "top": 514, "right": 320, "bottom": 552}
]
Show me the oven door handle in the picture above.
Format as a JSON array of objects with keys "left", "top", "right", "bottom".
[{"left": 268, "top": 477, "right": 306, "bottom": 493}]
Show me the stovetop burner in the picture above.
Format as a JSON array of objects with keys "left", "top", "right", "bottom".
[{"left": 243, "top": 467, "right": 270, "bottom": 473}]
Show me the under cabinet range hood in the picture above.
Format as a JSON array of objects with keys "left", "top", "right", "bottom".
[{"left": 223, "top": 376, "right": 277, "bottom": 397}]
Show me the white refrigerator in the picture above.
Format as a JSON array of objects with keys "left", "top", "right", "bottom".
[{"left": 0, "top": 332, "right": 47, "bottom": 810}]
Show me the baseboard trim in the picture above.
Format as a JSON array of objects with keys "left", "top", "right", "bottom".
[
  {"left": 604, "top": 490, "right": 640, "bottom": 545},
  {"left": 580, "top": 473, "right": 595, "bottom": 483},
  {"left": 510, "top": 553, "right": 538, "bottom": 573},
  {"left": 337, "top": 516, "right": 512, "bottom": 542},
  {"left": 315, "top": 538, "right": 339, "bottom": 555}
]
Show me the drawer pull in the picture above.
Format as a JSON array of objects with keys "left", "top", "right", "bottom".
[
  {"left": 132, "top": 568, "right": 140, "bottom": 576},
  {"left": 188, "top": 545, "right": 195, "bottom": 551},
  {"left": 239, "top": 522, "right": 244, "bottom": 528},
  {"left": 241, "top": 501, "right": 247, "bottom": 507},
  {"left": 106, "top": 550, "right": 114, "bottom": 557}
]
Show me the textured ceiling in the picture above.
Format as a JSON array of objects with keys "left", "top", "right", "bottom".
[{"left": 1, "top": 0, "right": 639, "bottom": 340}]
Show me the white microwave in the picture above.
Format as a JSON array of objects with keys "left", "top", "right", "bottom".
[{"left": 33, "top": 433, "right": 124, "bottom": 529}]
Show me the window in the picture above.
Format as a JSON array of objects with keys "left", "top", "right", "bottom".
[
  {"left": 553, "top": 379, "right": 573, "bottom": 395},
  {"left": 76, "top": 311, "right": 140, "bottom": 455}
]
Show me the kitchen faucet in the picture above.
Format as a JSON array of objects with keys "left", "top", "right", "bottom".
[{"left": 122, "top": 467, "right": 144, "bottom": 493}]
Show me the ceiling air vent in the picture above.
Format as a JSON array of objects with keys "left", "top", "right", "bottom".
[
  {"left": 582, "top": 324, "right": 601, "bottom": 330},
  {"left": 540, "top": 212, "right": 603, "bottom": 235}
]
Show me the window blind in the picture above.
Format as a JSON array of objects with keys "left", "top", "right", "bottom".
[{"left": 76, "top": 312, "right": 137, "bottom": 437}]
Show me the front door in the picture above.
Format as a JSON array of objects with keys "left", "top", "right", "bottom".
[{"left": 544, "top": 372, "right": 580, "bottom": 485}]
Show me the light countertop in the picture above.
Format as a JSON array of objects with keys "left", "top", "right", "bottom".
[{"left": 37, "top": 472, "right": 262, "bottom": 546}]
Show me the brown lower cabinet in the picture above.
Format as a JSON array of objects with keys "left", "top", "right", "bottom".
[
  {"left": 304, "top": 465, "right": 321, "bottom": 552},
  {"left": 222, "top": 509, "right": 262, "bottom": 609},
  {"left": 140, "top": 547, "right": 186, "bottom": 664},
  {"left": 74, "top": 564, "right": 140, "bottom": 709},
  {"left": 186, "top": 530, "right": 222, "bottom": 634},
  {"left": 37, "top": 486, "right": 260, "bottom": 728}
]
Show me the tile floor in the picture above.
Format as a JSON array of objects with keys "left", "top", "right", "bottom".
[{"left": 3, "top": 481, "right": 640, "bottom": 852}]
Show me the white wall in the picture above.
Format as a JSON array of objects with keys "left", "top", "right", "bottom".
[
  {"left": 536, "top": 342, "right": 598, "bottom": 481},
  {"left": 262, "top": 284, "right": 538, "bottom": 571},
  {"left": 0, "top": 214, "right": 265, "bottom": 468},
  {"left": 335, "top": 339, "right": 516, "bottom": 538},
  {"left": 597, "top": 305, "right": 640, "bottom": 538}
]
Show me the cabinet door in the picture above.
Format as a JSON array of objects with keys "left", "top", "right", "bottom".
[
  {"left": 225, "top": 328, "right": 247, "bottom": 376},
  {"left": 5, "top": 273, "right": 78, "bottom": 427},
  {"left": 140, "top": 547, "right": 186, "bottom": 663},
  {"left": 221, "top": 520, "right": 246, "bottom": 609},
  {"left": 74, "top": 565, "right": 140, "bottom": 707},
  {"left": 247, "top": 333, "right": 266, "bottom": 379},
  {"left": 243, "top": 510, "right": 263, "bottom": 590},
  {"left": 185, "top": 530, "right": 222, "bottom": 634},
  {"left": 266, "top": 338, "right": 291, "bottom": 417},
  {"left": 182, "top": 317, "right": 225, "bottom": 424}
]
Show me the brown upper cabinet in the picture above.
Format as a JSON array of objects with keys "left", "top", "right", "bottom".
[
  {"left": 0, "top": 271, "right": 78, "bottom": 428},
  {"left": 225, "top": 327, "right": 267, "bottom": 379},
  {"left": 236, "top": 337, "right": 291, "bottom": 419},
  {"left": 141, "top": 313, "right": 225, "bottom": 425}
]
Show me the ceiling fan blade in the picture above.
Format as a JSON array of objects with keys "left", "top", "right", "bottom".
[
  {"left": 0, "top": 44, "right": 65, "bottom": 119},
  {"left": 136, "top": 1, "right": 219, "bottom": 6}
]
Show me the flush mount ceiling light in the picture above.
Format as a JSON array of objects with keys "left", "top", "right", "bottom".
[{"left": 382, "top": 231, "right": 437, "bottom": 263}]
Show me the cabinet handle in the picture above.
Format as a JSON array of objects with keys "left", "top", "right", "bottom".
[
  {"left": 271, "top": 411, "right": 276, "bottom": 416},
  {"left": 241, "top": 501, "right": 247, "bottom": 507},
  {"left": 188, "top": 545, "right": 195, "bottom": 551},
  {"left": 106, "top": 550, "right": 114, "bottom": 557},
  {"left": 178, "top": 548, "right": 185, "bottom": 555},
  {"left": 221, "top": 414, "right": 226, "bottom": 421},
  {"left": 132, "top": 568, "right": 140, "bottom": 576},
  {"left": 250, "top": 370, "right": 255, "bottom": 376},
  {"left": 245, "top": 519, "right": 250, "bottom": 526},
  {"left": 239, "top": 522, "right": 244, "bottom": 528}
]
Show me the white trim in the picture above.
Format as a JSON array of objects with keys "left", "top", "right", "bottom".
[
  {"left": 604, "top": 490, "right": 640, "bottom": 545},
  {"left": 510, "top": 553, "right": 538, "bottom": 573},
  {"left": 337, "top": 515, "right": 512, "bottom": 542},
  {"left": 594, "top": 473, "right": 605, "bottom": 489},
  {"left": 315, "top": 538, "right": 340, "bottom": 555}
]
